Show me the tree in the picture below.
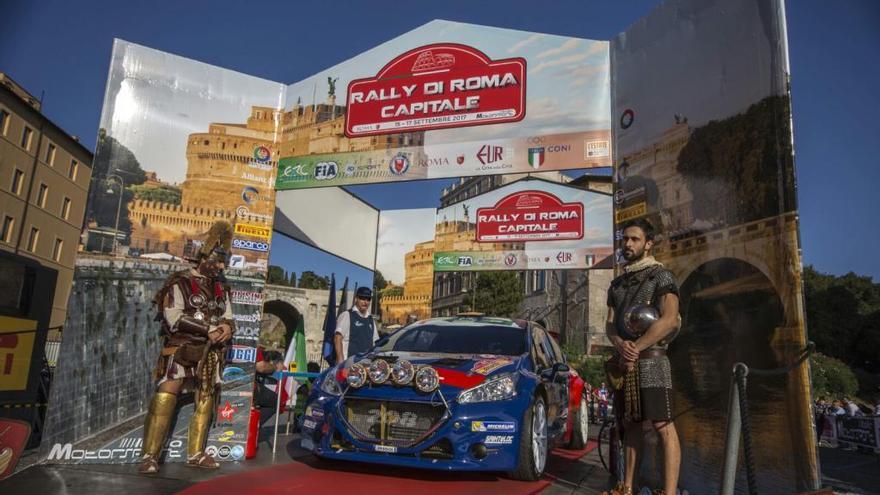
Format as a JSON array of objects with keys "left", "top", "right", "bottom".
[
  {"left": 373, "top": 270, "right": 388, "bottom": 290},
  {"left": 287, "top": 271, "right": 297, "bottom": 287},
  {"left": 810, "top": 353, "right": 859, "bottom": 400},
  {"left": 677, "top": 95, "right": 796, "bottom": 227},
  {"left": 267, "top": 265, "right": 287, "bottom": 285},
  {"left": 88, "top": 128, "right": 148, "bottom": 236},
  {"left": 473, "top": 271, "right": 523, "bottom": 317},
  {"left": 298, "top": 271, "right": 330, "bottom": 290}
]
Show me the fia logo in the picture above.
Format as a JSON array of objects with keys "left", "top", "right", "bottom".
[
  {"left": 314, "top": 161, "right": 338, "bottom": 180},
  {"left": 458, "top": 256, "right": 473, "bottom": 267}
]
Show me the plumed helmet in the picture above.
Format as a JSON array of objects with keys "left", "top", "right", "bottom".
[
  {"left": 195, "top": 220, "right": 234, "bottom": 263},
  {"left": 623, "top": 304, "right": 659, "bottom": 336}
]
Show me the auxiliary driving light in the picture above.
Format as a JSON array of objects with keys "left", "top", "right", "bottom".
[
  {"left": 390, "top": 359, "right": 415, "bottom": 385},
  {"left": 414, "top": 366, "right": 440, "bottom": 393},
  {"left": 347, "top": 362, "right": 368, "bottom": 388},
  {"left": 368, "top": 359, "right": 391, "bottom": 384}
]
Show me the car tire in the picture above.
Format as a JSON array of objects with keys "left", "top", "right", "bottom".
[
  {"left": 568, "top": 393, "right": 589, "bottom": 449},
  {"left": 509, "top": 394, "right": 548, "bottom": 481}
]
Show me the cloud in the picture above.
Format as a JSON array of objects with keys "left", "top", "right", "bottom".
[
  {"left": 530, "top": 53, "right": 589, "bottom": 75},
  {"left": 508, "top": 34, "right": 545, "bottom": 54},
  {"left": 537, "top": 38, "right": 581, "bottom": 59}
]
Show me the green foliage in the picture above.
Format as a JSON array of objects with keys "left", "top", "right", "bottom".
[
  {"left": 473, "top": 271, "right": 523, "bottom": 318},
  {"left": 803, "top": 265, "right": 880, "bottom": 372},
  {"left": 810, "top": 353, "right": 859, "bottom": 400},
  {"left": 677, "top": 95, "right": 796, "bottom": 226},
  {"left": 374, "top": 270, "right": 388, "bottom": 290},
  {"left": 380, "top": 286, "right": 403, "bottom": 297},
  {"left": 298, "top": 271, "right": 330, "bottom": 290},
  {"left": 130, "top": 184, "right": 181, "bottom": 204},
  {"left": 89, "top": 129, "right": 148, "bottom": 234},
  {"left": 266, "top": 265, "right": 296, "bottom": 287},
  {"left": 576, "top": 357, "right": 609, "bottom": 389}
]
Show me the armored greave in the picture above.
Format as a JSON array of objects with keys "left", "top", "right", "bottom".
[
  {"left": 187, "top": 392, "right": 214, "bottom": 458},
  {"left": 142, "top": 392, "right": 177, "bottom": 458}
]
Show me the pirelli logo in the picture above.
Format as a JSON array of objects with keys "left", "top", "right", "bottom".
[{"left": 234, "top": 223, "right": 271, "bottom": 240}]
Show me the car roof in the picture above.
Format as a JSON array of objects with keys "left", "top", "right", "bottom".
[{"left": 414, "top": 316, "right": 528, "bottom": 328}]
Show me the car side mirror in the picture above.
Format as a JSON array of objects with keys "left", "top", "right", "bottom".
[
  {"left": 373, "top": 335, "right": 390, "bottom": 348},
  {"left": 539, "top": 362, "right": 570, "bottom": 380}
]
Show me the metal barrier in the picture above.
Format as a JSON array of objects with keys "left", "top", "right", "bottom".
[{"left": 720, "top": 342, "right": 815, "bottom": 495}]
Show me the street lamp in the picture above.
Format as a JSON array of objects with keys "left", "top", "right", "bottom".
[{"left": 105, "top": 174, "right": 124, "bottom": 255}]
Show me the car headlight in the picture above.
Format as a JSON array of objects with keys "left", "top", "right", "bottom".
[
  {"left": 320, "top": 372, "right": 343, "bottom": 396},
  {"left": 457, "top": 373, "right": 518, "bottom": 404},
  {"left": 414, "top": 366, "right": 440, "bottom": 393},
  {"left": 347, "top": 363, "right": 368, "bottom": 388},
  {"left": 391, "top": 359, "right": 415, "bottom": 385},
  {"left": 368, "top": 359, "right": 391, "bottom": 384}
]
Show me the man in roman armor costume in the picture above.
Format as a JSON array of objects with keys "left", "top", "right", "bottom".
[
  {"left": 603, "top": 218, "right": 681, "bottom": 495},
  {"left": 138, "top": 221, "right": 236, "bottom": 474}
]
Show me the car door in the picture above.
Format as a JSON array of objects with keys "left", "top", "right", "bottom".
[{"left": 531, "top": 325, "right": 568, "bottom": 440}]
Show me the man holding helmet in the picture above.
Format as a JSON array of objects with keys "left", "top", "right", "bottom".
[
  {"left": 138, "top": 221, "right": 236, "bottom": 474},
  {"left": 603, "top": 218, "right": 681, "bottom": 495}
]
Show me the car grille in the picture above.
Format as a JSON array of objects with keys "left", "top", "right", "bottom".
[{"left": 341, "top": 398, "right": 447, "bottom": 448}]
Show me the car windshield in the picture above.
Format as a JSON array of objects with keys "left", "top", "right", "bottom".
[{"left": 377, "top": 323, "right": 526, "bottom": 356}]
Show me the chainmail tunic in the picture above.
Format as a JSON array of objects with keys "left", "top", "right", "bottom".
[{"left": 607, "top": 263, "right": 680, "bottom": 422}]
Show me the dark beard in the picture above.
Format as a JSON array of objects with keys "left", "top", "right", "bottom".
[{"left": 622, "top": 248, "right": 645, "bottom": 262}]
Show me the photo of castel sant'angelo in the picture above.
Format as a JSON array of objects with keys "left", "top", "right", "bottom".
[{"left": 125, "top": 85, "right": 424, "bottom": 259}]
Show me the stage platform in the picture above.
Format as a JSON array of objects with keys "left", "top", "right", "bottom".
[{"left": 0, "top": 425, "right": 615, "bottom": 495}]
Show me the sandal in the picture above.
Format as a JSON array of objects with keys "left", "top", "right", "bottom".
[
  {"left": 602, "top": 482, "right": 634, "bottom": 495},
  {"left": 185, "top": 451, "right": 219, "bottom": 469},
  {"left": 137, "top": 455, "right": 159, "bottom": 475}
]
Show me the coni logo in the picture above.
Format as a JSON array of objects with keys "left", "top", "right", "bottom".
[{"left": 253, "top": 146, "right": 271, "bottom": 163}]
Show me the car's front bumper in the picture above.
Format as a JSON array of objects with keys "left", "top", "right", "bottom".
[{"left": 300, "top": 392, "right": 526, "bottom": 472}]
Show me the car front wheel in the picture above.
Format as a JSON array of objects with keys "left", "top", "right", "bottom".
[{"left": 509, "top": 395, "right": 548, "bottom": 481}]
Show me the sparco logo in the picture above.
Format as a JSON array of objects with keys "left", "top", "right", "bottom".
[
  {"left": 231, "top": 290, "right": 263, "bottom": 306},
  {"left": 232, "top": 239, "right": 269, "bottom": 252},
  {"left": 227, "top": 345, "right": 257, "bottom": 363}
]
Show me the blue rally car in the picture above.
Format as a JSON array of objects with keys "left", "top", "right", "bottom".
[{"left": 300, "top": 316, "right": 590, "bottom": 480}]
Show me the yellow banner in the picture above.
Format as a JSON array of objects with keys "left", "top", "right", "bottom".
[
  {"left": 234, "top": 223, "right": 271, "bottom": 240},
  {"left": 615, "top": 202, "right": 647, "bottom": 223},
  {"left": 0, "top": 316, "right": 37, "bottom": 392}
]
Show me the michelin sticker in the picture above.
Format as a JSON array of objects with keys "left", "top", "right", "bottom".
[{"left": 471, "top": 421, "right": 517, "bottom": 433}]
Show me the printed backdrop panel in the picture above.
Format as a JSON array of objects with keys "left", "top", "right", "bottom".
[
  {"left": 42, "top": 40, "right": 283, "bottom": 463},
  {"left": 434, "top": 178, "right": 612, "bottom": 272},
  {"left": 611, "top": 0, "right": 816, "bottom": 492},
  {"left": 276, "top": 20, "right": 611, "bottom": 190}
]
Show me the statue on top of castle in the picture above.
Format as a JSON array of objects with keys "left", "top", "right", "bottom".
[{"left": 327, "top": 77, "right": 338, "bottom": 97}]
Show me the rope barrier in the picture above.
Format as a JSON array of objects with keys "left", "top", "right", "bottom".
[{"left": 723, "top": 341, "right": 815, "bottom": 495}]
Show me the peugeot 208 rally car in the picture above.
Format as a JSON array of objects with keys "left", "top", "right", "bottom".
[{"left": 300, "top": 316, "right": 589, "bottom": 480}]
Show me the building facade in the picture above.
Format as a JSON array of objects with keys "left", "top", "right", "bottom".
[{"left": 0, "top": 73, "right": 93, "bottom": 332}]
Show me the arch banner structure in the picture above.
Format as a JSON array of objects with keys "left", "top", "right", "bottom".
[{"left": 36, "top": 0, "right": 816, "bottom": 491}]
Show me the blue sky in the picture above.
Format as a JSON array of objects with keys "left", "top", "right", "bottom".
[{"left": 2, "top": 0, "right": 878, "bottom": 285}]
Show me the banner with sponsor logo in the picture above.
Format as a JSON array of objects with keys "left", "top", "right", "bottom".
[
  {"left": 610, "top": 0, "right": 816, "bottom": 491},
  {"left": 42, "top": 40, "right": 280, "bottom": 463},
  {"left": 434, "top": 178, "right": 612, "bottom": 272},
  {"left": 276, "top": 20, "right": 610, "bottom": 190}
]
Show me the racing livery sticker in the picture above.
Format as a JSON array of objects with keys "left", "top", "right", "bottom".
[
  {"left": 471, "top": 421, "right": 517, "bottom": 433},
  {"left": 471, "top": 358, "right": 513, "bottom": 375}
]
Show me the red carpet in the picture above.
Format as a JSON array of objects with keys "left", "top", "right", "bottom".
[{"left": 178, "top": 441, "right": 597, "bottom": 495}]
